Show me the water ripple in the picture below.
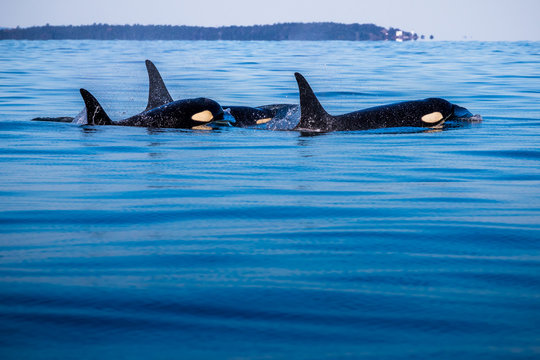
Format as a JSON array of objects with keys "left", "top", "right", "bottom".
[{"left": 0, "top": 40, "right": 539, "bottom": 360}]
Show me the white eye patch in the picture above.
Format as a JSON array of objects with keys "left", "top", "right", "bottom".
[
  {"left": 256, "top": 118, "right": 272, "bottom": 125},
  {"left": 421, "top": 112, "right": 443, "bottom": 123},
  {"left": 191, "top": 110, "right": 213, "bottom": 122}
]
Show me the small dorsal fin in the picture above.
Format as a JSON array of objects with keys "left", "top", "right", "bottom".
[
  {"left": 145, "top": 60, "right": 173, "bottom": 111},
  {"left": 79, "top": 89, "right": 113, "bottom": 125},
  {"left": 293, "top": 72, "right": 332, "bottom": 131}
]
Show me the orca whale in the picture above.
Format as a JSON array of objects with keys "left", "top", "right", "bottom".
[
  {"left": 224, "top": 104, "right": 298, "bottom": 128},
  {"left": 34, "top": 58, "right": 289, "bottom": 129},
  {"left": 80, "top": 88, "right": 224, "bottom": 129},
  {"left": 32, "top": 60, "right": 175, "bottom": 124},
  {"left": 145, "top": 61, "right": 298, "bottom": 128},
  {"left": 294, "top": 72, "right": 478, "bottom": 132}
]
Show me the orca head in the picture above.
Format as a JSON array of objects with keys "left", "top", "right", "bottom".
[
  {"left": 182, "top": 97, "right": 224, "bottom": 129},
  {"left": 421, "top": 98, "right": 482, "bottom": 127},
  {"left": 422, "top": 98, "right": 481, "bottom": 123},
  {"left": 451, "top": 104, "right": 475, "bottom": 119},
  {"left": 225, "top": 106, "right": 273, "bottom": 127},
  {"left": 417, "top": 98, "right": 454, "bottom": 126}
]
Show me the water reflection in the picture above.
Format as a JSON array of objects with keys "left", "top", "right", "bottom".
[
  {"left": 147, "top": 141, "right": 163, "bottom": 158},
  {"left": 298, "top": 131, "right": 328, "bottom": 138},
  {"left": 81, "top": 126, "right": 100, "bottom": 134},
  {"left": 146, "top": 128, "right": 167, "bottom": 135}
]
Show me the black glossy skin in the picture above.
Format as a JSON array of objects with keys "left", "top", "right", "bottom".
[
  {"left": 225, "top": 104, "right": 298, "bottom": 127},
  {"left": 144, "top": 59, "right": 173, "bottom": 111},
  {"left": 117, "top": 98, "right": 224, "bottom": 128},
  {"left": 226, "top": 106, "right": 273, "bottom": 127},
  {"left": 306, "top": 98, "right": 454, "bottom": 132},
  {"left": 294, "top": 72, "right": 456, "bottom": 132},
  {"left": 81, "top": 89, "right": 224, "bottom": 129},
  {"left": 31, "top": 117, "right": 74, "bottom": 123}
]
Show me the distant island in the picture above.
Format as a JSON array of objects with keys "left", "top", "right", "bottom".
[{"left": 0, "top": 23, "right": 431, "bottom": 41}]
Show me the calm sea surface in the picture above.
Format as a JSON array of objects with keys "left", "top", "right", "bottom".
[{"left": 0, "top": 40, "right": 539, "bottom": 359}]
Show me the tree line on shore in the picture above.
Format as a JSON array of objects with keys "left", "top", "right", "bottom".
[{"left": 0, "top": 22, "right": 424, "bottom": 41}]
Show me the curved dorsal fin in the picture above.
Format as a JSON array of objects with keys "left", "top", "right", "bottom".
[
  {"left": 145, "top": 60, "right": 173, "bottom": 111},
  {"left": 293, "top": 72, "right": 332, "bottom": 131},
  {"left": 79, "top": 89, "right": 113, "bottom": 125}
]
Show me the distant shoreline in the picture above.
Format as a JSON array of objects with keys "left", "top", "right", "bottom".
[{"left": 0, "top": 22, "right": 427, "bottom": 41}]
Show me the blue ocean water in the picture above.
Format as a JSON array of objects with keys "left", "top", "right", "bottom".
[{"left": 0, "top": 40, "right": 539, "bottom": 359}]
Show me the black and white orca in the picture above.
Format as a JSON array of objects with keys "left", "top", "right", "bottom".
[
  {"left": 224, "top": 104, "right": 298, "bottom": 128},
  {"left": 294, "top": 72, "right": 478, "bottom": 132},
  {"left": 32, "top": 60, "right": 176, "bottom": 124},
  {"left": 80, "top": 88, "right": 223, "bottom": 129},
  {"left": 33, "top": 58, "right": 291, "bottom": 128}
]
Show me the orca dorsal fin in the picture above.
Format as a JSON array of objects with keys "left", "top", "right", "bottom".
[
  {"left": 79, "top": 89, "right": 113, "bottom": 125},
  {"left": 294, "top": 72, "right": 332, "bottom": 131},
  {"left": 145, "top": 60, "right": 173, "bottom": 111}
]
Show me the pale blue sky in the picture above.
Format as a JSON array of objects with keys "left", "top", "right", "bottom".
[{"left": 2, "top": 0, "right": 539, "bottom": 40}]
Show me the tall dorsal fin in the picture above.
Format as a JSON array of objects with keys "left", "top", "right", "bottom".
[
  {"left": 293, "top": 72, "right": 332, "bottom": 131},
  {"left": 79, "top": 89, "right": 113, "bottom": 125},
  {"left": 145, "top": 60, "right": 173, "bottom": 111}
]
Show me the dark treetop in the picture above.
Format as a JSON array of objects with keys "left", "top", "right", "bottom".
[{"left": 0, "top": 22, "right": 419, "bottom": 41}]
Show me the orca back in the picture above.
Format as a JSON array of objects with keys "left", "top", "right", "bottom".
[
  {"left": 79, "top": 89, "right": 113, "bottom": 125},
  {"left": 294, "top": 72, "right": 334, "bottom": 132},
  {"left": 145, "top": 60, "right": 174, "bottom": 111}
]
